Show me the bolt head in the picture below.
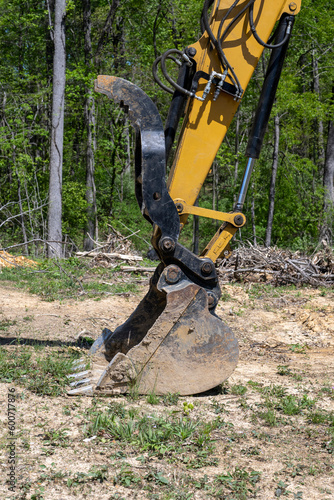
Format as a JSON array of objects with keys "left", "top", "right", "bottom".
[
  {"left": 201, "top": 261, "right": 213, "bottom": 275},
  {"left": 187, "top": 47, "right": 197, "bottom": 57},
  {"left": 289, "top": 2, "right": 297, "bottom": 11},
  {"left": 234, "top": 214, "right": 244, "bottom": 226},
  {"left": 159, "top": 237, "right": 175, "bottom": 253},
  {"left": 207, "top": 291, "right": 217, "bottom": 308},
  {"left": 165, "top": 265, "right": 181, "bottom": 284}
]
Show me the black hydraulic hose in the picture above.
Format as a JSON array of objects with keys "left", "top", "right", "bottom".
[
  {"left": 153, "top": 54, "right": 182, "bottom": 94},
  {"left": 219, "top": 0, "right": 255, "bottom": 45},
  {"left": 160, "top": 49, "right": 194, "bottom": 97},
  {"left": 202, "top": 0, "right": 242, "bottom": 94},
  {"left": 249, "top": 3, "right": 293, "bottom": 49},
  {"left": 153, "top": 56, "right": 174, "bottom": 94},
  {"left": 200, "top": 0, "right": 214, "bottom": 34},
  {"left": 246, "top": 14, "right": 295, "bottom": 159},
  {"left": 164, "top": 62, "right": 192, "bottom": 162}
]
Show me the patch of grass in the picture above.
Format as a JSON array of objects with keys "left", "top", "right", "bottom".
[
  {"left": 323, "top": 433, "right": 334, "bottom": 454},
  {"left": 146, "top": 391, "right": 160, "bottom": 405},
  {"left": 0, "top": 345, "right": 81, "bottom": 396},
  {"left": 260, "top": 384, "right": 287, "bottom": 398},
  {"left": 215, "top": 467, "right": 261, "bottom": 499},
  {"left": 277, "top": 365, "right": 303, "bottom": 381},
  {"left": 67, "top": 465, "right": 108, "bottom": 487},
  {"left": 320, "top": 384, "right": 334, "bottom": 400},
  {"left": 161, "top": 392, "right": 180, "bottom": 406},
  {"left": 289, "top": 343, "right": 309, "bottom": 354},
  {"left": 231, "top": 384, "right": 247, "bottom": 396},
  {"left": 113, "top": 464, "right": 142, "bottom": 488},
  {"left": 86, "top": 407, "right": 218, "bottom": 463},
  {"left": 43, "top": 428, "right": 69, "bottom": 448},
  {"left": 308, "top": 409, "right": 334, "bottom": 427},
  {"left": 108, "top": 401, "right": 127, "bottom": 418},
  {"left": 256, "top": 408, "right": 278, "bottom": 427},
  {"left": 0, "top": 257, "right": 138, "bottom": 301},
  {"left": 276, "top": 394, "right": 315, "bottom": 416},
  {"left": 211, "top": 400, "right": 227, "bottom": 414},
  {"left": 0, "top": 318, "right": 16, "bottom": 331},
  {"left": 220, "top": 290, "right": 231, "bottom": 301},
  {"left": 247, "top": 380, "right": 262, "bottom": 390},
  {"left": 23, "top": 315, "right": 34, "bottom": 321}
]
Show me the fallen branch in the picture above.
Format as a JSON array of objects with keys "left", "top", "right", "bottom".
[
  {"left": 121, "top": 266, "right": 156, "bottom": 272},
  {"left": 75, "top": 251, "right": 142, "bottom": 261}
]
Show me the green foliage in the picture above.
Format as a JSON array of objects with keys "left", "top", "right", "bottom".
[
  {"left": 215, "top": 467, "right": 261, "bottom": 499},
  {"left": 0, "top": 0, "right": 333, "bottom": 253},
  {"left": 67, "top": 466, "right": 108, "bottom": 487},
  {"left": 0, "top": 346, "right": 81, "bottom": 396},
  {"left": 0, "top": 257, "right": 138, "bottom": 300},
  {"left": 86, "top": 406, "right": 217, "bottom": 462}
]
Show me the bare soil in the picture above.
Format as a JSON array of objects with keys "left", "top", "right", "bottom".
[{"left": 0, "top": 279, "right": 333, "bottom": 499}]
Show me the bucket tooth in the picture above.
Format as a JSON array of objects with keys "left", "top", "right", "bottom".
[
  {"left": 69, "top": 378, "right": 91, "bottom": 387},
  {"left": 68, "top": 385, "right": 94, "bottom": 396},
  {"left": 67, "top": 370, "right": 90, "bottom": 380}
]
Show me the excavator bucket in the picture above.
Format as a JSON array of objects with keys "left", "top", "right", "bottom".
[
  {"left": 67, "top": 75, "right": 239, "bottom": 396},
  {"left": 68, "top": 265, "right": 238, "bottom": 396}
]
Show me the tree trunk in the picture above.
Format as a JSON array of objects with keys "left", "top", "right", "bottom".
[
  {"left": 48, "top": 0, "right": 66, "bottom": 258},
  {"left": 265, "top": 114, "right": 280, "bottom": 247},
  {"left": 83, "top": 0, "right": 97, "bottom": 252},
  {"left": 313, "top": 51, "right": 325, "bottom": 169},
  {"left": 94, "top": 0, "right": 120, "bottom": 68},
  {"left": 319, "top": 115, "right": 334, "bottom": 244}
]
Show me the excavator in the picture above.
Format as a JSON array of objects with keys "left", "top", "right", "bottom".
[{"left": 68, "top": 0, "right": 302, "bottom": 396}]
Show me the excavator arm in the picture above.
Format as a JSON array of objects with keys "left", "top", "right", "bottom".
[{"left": 68, "top": 0, "right": 301, "bottom": 396}]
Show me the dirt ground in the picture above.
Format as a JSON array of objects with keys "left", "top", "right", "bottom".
[{"left": 0, "top": 279, "right": 333, "bottom": 499}]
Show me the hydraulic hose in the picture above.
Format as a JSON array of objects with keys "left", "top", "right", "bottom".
[{"left": 249, "top": 3, "right": 293, "bottom": 49}]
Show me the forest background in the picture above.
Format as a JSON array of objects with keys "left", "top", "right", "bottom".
[{"left": 0, "top": 0, "right": 333, "bottom": 259}]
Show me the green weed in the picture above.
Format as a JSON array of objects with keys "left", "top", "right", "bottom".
[
  {"left": 183, "top": 401, "right": 194, "bottom": 415},
  {"left": 276, "top": 394, "right": 315, "bottom": 416},
  {"left": 43, "top": 429, "right": 69, "bottom": 448},
  {"left": 0, "top": 346, "right": 81, "bottom": 396},
  {"left": 86, "top": 407, "right": 216, "bottom": 462},
  {"left": 113, "top": 465, "right": 142, "bottom": 487},
  {"left": 256, "top": 409, "right": 277, "bottom": 427},
  {"left": 67, "top": 465, "right": 108, "bottom": 487},
  {"left": 0, "top": 319, "right": 16, "bottom": 331},
  {"left": 146, "top": 391, "right": 160, "bottom": 405},
  {"left": 211, "top": 400, "right": 227, "bottom": 414},
  {"left": 215, "top": 467, "right": 261, "bottom": 499},
  {"left": 320, "top": 385, "right": 334, "bottom": 400},
  {"left": 161, "top": 392, "right": 180, "bottom": 405},
  {"left": 0, "top": 258, "right": 138, "bottom": 301},
  {"left": 289, "top": 344, "right": 309, "bottom": 354},
  {"left": 231, "top": 384, "right": 247, "bottom": 396}
]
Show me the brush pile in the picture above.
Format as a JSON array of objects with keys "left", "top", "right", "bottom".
[
  {"left": 76, "top": 226, "right": 143, "bottom": 265},
  {"left": 219, "top": 244, "right": 334, "bottom": 287}
]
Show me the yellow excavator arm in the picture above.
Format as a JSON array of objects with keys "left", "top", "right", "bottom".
[
  {"left": 167, "top": 0, "right": 301, "bottom": 261},
  {"left": 68, "top": 0, "right": 302, "bottom": 396}
]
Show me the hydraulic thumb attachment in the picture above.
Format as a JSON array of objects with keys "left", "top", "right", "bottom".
[{"left": 68, "top": 75, "right": 238, "bottom": 396}]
